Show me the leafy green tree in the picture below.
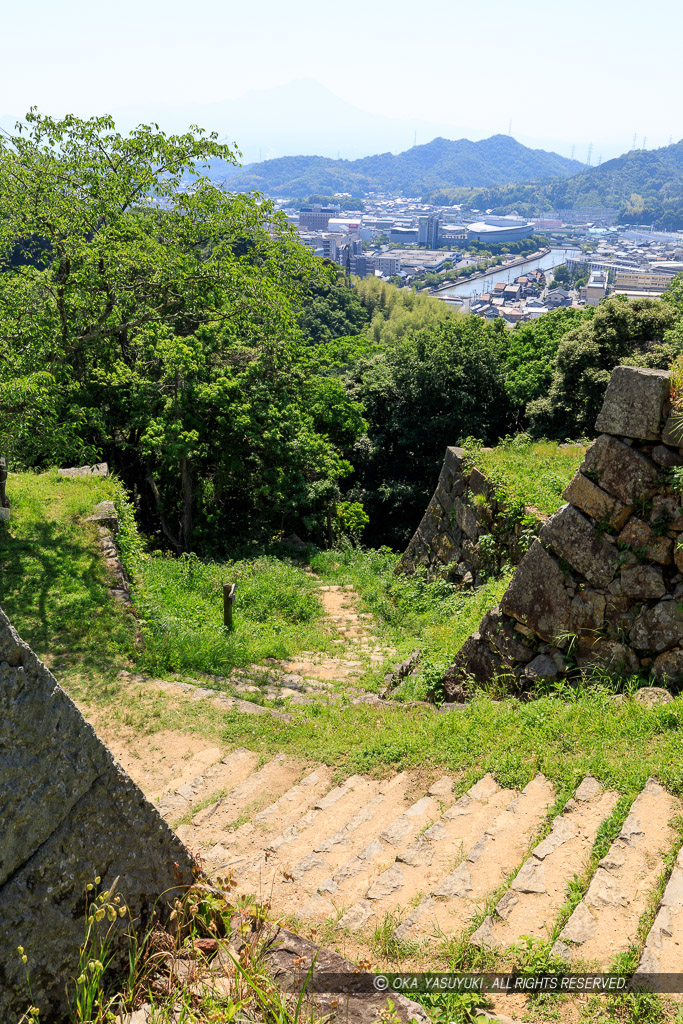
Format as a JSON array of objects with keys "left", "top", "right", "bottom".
[
  {"left": 349, "top": 316, "right": 511, "bottom": 545},
  {"left": 0, "top": 111, "right": 359, "bottom": 550},
  {"left": 527, "top": 297, "right": 680, "bottom": 437}
]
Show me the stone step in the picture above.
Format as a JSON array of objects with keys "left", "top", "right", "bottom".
[
  {"left": 314, "top": 777, "right": 456, "bottom": 927},
  {"left": 236, "top": 774, "right": 421, "bottom": 917},
  {"left": 333, "top": 775, "right": 514, "bottom": 933},
  {"left": 141, "top": 675, "right": 292, "bottom": 720},
  {"left": 156, "top": 748, "right": 260, "bottom": 822},
  {"left": 396, "top": 774, "right": 556, "bottom": 943},
  {"left": 176, "top": 755, "right": 304, "bottom": 849},
  {"left": 201, "top": 767, "right": 334, "bottom": 873},
  {"left": 553, "top": 779, "right": 681, "bottom": 967},
  {"left": 638, "top": 846, "right": 683, "bottom": 977},
  {"left": 470, "top": 776, "right": 620, "bottom": 949},
  {"left": 144, "top": 743, "right": 225, "bottom": 802},
  {"left": 233, "top": 774, "right": 387, "bottom": 889}
]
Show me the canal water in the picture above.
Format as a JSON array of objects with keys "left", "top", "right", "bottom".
[{"left": 437, "top": 247, "right": 581, "bottom": 302}]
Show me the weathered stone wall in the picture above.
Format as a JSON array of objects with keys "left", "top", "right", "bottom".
[
  {"left": 0, "top": 608, "right": 195, "bottom": 1021},
  {"left": 396, "top": 446, "right": 542, "bottom": 586},
  {"left": 443, "top": 366, "right": 683, "bottom": 697}
]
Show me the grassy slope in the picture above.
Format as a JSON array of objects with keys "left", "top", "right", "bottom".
[
  {"left": 0, "top": 470, "right": 137, "bottom": 670},
  {"left": 467, "top": 438, "right": 587, "bottom": 516},
  {"left": 1, "top": 468, "right": 682, "bottom": 812}
]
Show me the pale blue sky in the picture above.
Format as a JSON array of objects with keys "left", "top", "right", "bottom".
[{"left": 2, "top": 0, "right": 681, "bottom": 160}]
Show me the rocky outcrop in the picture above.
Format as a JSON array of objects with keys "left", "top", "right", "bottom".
[
  {"left": 396, "top": 446, "right": 541, "bottom": 586},
  {"left": 0, "top": 608, "right": 195, "bottom": 1021},
  {"left": 57, "top": 462, "right": 109, "bottom": 477},
  {"left": 443, "top": 366, "right": 683, "bottom": 697}
]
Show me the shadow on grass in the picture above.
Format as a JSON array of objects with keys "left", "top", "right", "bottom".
[{"left": 0, "top": 516, "right": 136, "bottom": 673}]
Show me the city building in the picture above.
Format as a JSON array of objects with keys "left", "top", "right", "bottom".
[
  {"left": 585, "top": 270, "right": 608, "bottom": 306},
  {"left": 389, "top": 227, "right": 419, "bottom": 244},
  {"left": 466, "top": 220, "right": 534, "bottom": 244},
  {"left": 418, "top": 216, "right": 441, "bottom": 247},
  {"left": 613, "top": 270, "right": 676, "bottom": 294},
  {"left": 298, "top": 205, "right": 340, "bottom": 230}
]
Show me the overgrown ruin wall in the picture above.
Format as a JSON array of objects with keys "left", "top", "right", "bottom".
[
  {"left": 442, "top": 366, "right": 683, "bottom": 698},
  {"left": 396, "top": 446, "right": 542, "bottom": 586},
  {"left": 0, "top": 608, "right": 196, "bottom": 1020}
]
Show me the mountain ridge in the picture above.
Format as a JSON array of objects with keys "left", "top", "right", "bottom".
[
  {"left": 217, "top": 134, "right": 584, "bottom": 197},
  {"left": 425, "top": 139, "right": 683, "bottom": 230}
]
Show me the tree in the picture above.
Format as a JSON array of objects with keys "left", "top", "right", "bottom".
[
  {"left": 526, "top": 298, "right": 681, "bottom": 437},
  {"left": 0, "top": 111, "right": 358, "bottom": 551},
  {"left": 349, "top": 316, "right": 511, "bottom": 546}
]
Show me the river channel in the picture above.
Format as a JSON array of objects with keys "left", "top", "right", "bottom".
[{"left": 437, "top": 247, "right": 581, "bottom": 302}]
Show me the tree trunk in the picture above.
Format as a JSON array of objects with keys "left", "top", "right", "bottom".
[
  {"left": 180, "top": 458, "right": 193, "bottom": 553},
  {"left": 145, "top": 472, "right": 182, "bottom": 553},
  {"left": 326, "top": 504, "right": 333, "bottom": 549}
]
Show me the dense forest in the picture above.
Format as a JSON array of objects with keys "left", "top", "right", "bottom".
[
  {"left": 2, "top": 114, "right": 683, "bottom": 556},
  {"left": 428, "top": 139, "right": 683, "bottom": 230},
  {"left": 221, "top": 135, "right": 582, "bottom": 197}
]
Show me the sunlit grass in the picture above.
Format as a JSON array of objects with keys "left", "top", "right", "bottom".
[{"left": 468, "top": 436, "right": 587, "bottom": 516}]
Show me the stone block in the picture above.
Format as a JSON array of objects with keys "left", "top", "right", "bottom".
[
  {"left": 569, "top": 590, "right": 606, "bottom": 634},
  {"left": 576, "top": 640, "right": 639, "bottom": 676},
  {"left": 652, "top": 445, "right": 683, "bottom": 468},
  {"left": 617, "top": 518, "right": 673, "bottom": 565},
  {"left": 442, "top": 445, "right": 466, "bottom": 479},
  {"left": 540, "top": 505, "right": 620, "bottom": 588},
  {"left": 650, "top": 494, "right": 683, "bottom": 532},
  {"left": 619, "top": 565, "right": 667, "bottom": 600},
  {"left": 661, "top": 416, "right": 683, "bottom": 448},
  {"left": 87, "top": 499, "right": 119, "bottom": 533},
  {"left": 563, "top": 472, "right": 630, "bottom": 529},
  {"left": 451, "top": 495, "right": 478, "bottom": 541},
  {"left": 581, "top": 435, "right": 660, "bottom": 506},
  {"left": 57, "top": 462, "right": 109, "bottom": 477},
  {"left": 478, "top": 606, "right": 534, "bottom": 665},
  {"left": 501, "top": 540, "right": 572, "bottom": 646},
  {"left": 630, "top": 600, "right": 683, "bottom": 652},
  {"left": 652, "top": 649, "right": 683, "bottom": 684},
  {"left": 0, "top": 608, "right": 195, "bottom": 1021},
  {"left": 524, "top": 654, "right": 560, "bottom": 681},
  {"left": 468, "top": 467, "right": 490, "bottom": 497},
  {"left": 440, "top": 633, "right": 509, "bottom": 698},
  {"left": 633, "top": 684, "right": 675, "bottom": 705},
  {"left": 594, "top": 366, "right": 669, "bottom": 440}
]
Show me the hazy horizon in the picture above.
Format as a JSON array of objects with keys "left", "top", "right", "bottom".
[{"left": 2, "top": 0, "right": 681, "bottom": 166}]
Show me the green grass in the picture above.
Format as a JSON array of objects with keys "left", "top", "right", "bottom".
[
  {"left": 130, "top": 551, "right": 333, "bottom": 676},
  {"left": 6, "top": 469, "right": 683, "bottom": 809},
  {"left": 464, "top": 435, "right": 587, "bottom": 516},
  {"left": 309, "top": 545, "right": 512, "bottom": 695},
  {"left": 0, "top": 469, "right": 136, "bottom": 669}
]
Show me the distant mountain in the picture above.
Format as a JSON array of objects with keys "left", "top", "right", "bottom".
[
  {"left": 548, "top": 141, "right": 683, "bottom": 226},
  {"left": 217, "top": 135, "right": 584, "bottom": 197},
  {"left": 109, "top": 80, "right": 480, "bottom": 164},
  {"left": 426, "top": 140, "right": 683, "bottom": 230}
]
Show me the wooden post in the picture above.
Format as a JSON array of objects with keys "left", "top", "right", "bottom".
[
  {"left": 0, "top": 455, "right": 8, "bottom": 523},
  {"left": 223, "top": 583, "right": 236, "bottom": 630}
]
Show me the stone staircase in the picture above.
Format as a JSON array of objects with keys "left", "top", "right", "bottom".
[
  {"left": 119, "top": 583, "right": 398, "bottom": 712},
  {"left": 131, "top": 747, "right": 683, "bottom": 973}
]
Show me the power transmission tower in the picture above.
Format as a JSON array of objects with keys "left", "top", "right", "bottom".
[{"left": 586, "top": 142, "right": 593, "bottom": 166}]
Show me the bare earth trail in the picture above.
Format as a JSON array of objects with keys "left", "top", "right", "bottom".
[{"left": 81, "top": 579, "right": 683, "bottom": 1021}]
